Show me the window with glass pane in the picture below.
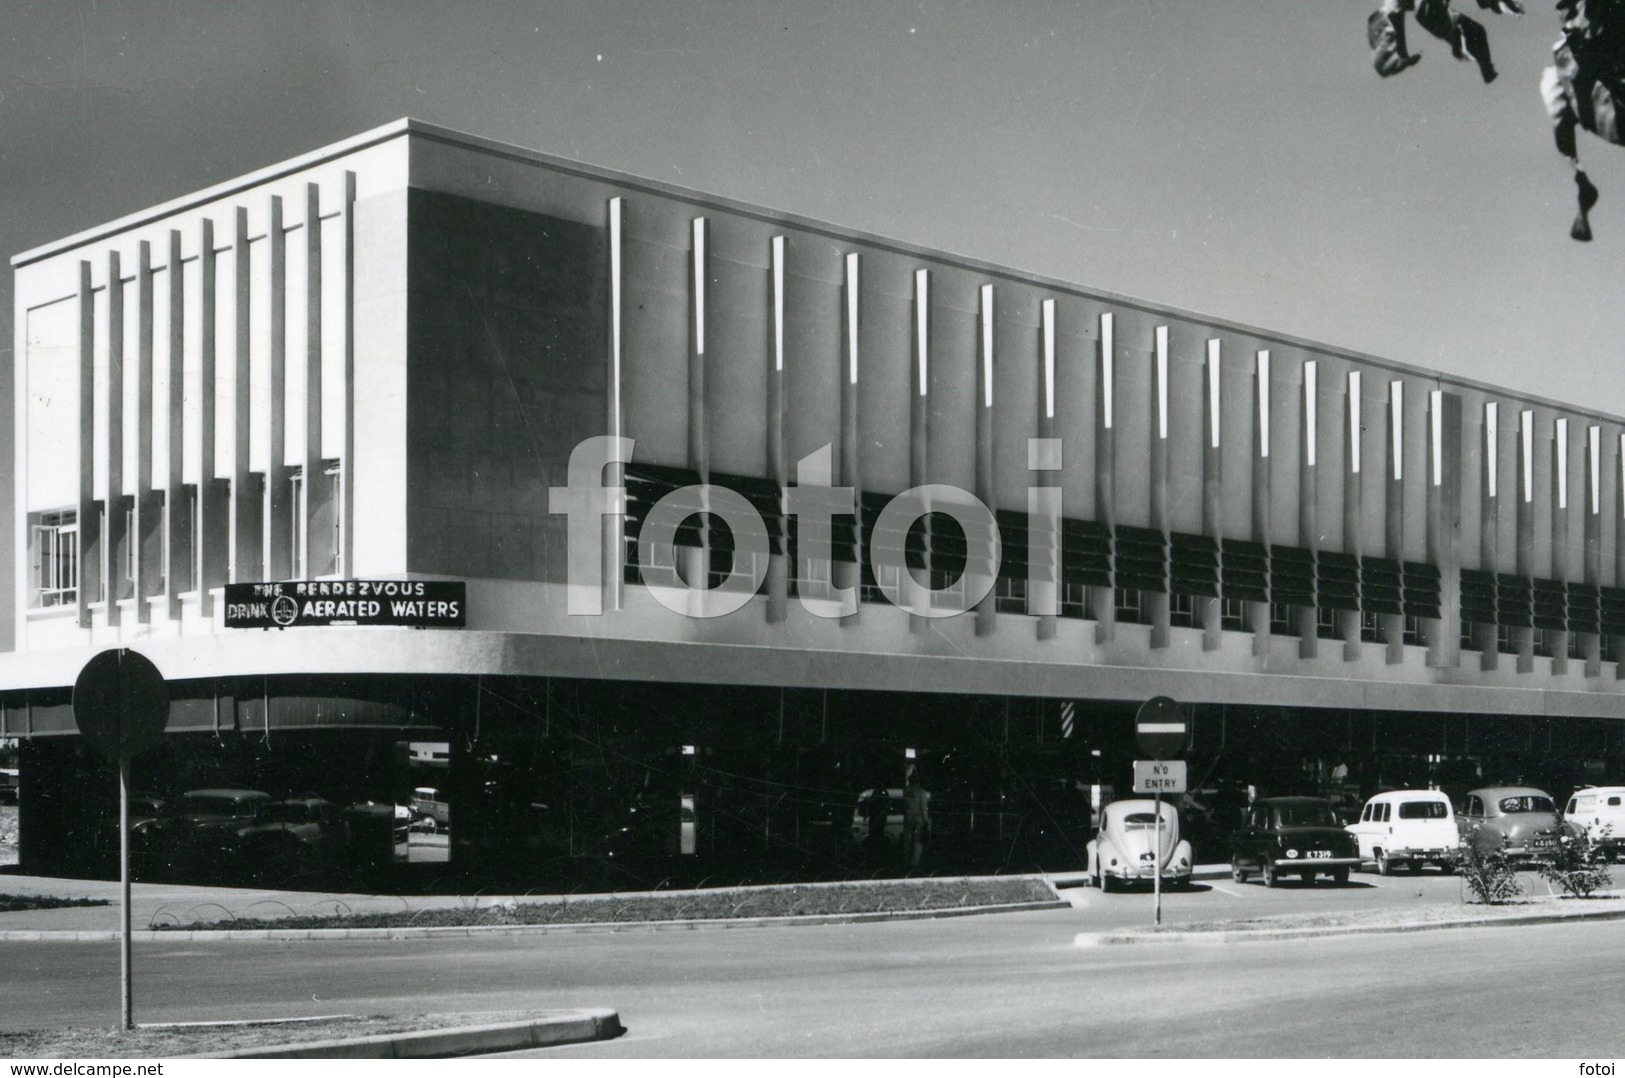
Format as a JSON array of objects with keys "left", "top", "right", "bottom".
[{"left": 32, "top": 509, "right": 77, "bottom": 607}]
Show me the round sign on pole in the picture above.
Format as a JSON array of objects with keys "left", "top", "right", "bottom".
[
  {"left": 1134, "top": 695, "right": 1189, "bottom": 759},
  {"left": 72, "top": 649, "right": 169, "bottom": 764}
]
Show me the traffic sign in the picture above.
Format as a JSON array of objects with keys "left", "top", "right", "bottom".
[
  {"left": 70, "top": 648, "right": 169, "bottom": 1033},
  {"left": 1133, "top": 759, "right": 1188, "bottom": 795},
  {"left": 1135, "top": 696, "right": 1188, "bottom": 759},
  {"left": 72, "top": 649, "right": 169, "bottom": 764}
]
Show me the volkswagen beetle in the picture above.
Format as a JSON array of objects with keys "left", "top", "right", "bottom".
[{"left": 1086, "top": 798, "right": 1193, "bottom": 891}]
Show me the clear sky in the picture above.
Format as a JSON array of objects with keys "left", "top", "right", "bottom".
[{"left": 2, "top": 0, "right": 1621, "bottom": 405}]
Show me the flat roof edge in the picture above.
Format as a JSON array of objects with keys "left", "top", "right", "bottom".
[
  {"left": 12, "top": 118, "right": 1622, "bottom": 425},
  {"left": 8, "top": 118, "right": 418, "bottom": 268}
]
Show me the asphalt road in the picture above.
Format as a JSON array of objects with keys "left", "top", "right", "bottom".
[{"left": 3, "top": 869, "right": 1622, "bottom": 1057}]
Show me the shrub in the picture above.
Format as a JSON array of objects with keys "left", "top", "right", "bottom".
[
  {"left": 1538, "top": 824, "right": 1613, "bottom": 899},
  {"left": 1458, "top": 831, "right": 1521, "bottom": 905}
]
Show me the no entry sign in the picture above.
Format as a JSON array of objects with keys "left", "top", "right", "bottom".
[{"left": 1134, "top": 696, "right": 1189, "bottom": 759}]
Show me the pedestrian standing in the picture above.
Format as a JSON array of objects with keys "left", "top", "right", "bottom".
[{"left": 901, "top": 775, "right": 931, "bottom": 869}]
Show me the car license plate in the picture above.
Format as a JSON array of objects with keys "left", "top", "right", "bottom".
[
  {"left": 1534, "top": 836, "right": 1555, "bottom": 848},
  {"left": 1310, "top": 849, "right": 1330, "bottom": 858}
]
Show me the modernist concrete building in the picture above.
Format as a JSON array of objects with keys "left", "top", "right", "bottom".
[{"left": 8, "top": 119, "right": 1625, "bottom": 886}]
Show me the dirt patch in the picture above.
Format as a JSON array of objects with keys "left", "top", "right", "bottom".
[
  {"left": 155, "top": 877, "right": 1059, "bottom": 931},
  {"left": 0, "top": 1011, "right": 542, "bottom": 1059}
]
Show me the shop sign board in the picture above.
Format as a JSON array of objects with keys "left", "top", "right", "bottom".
[{"left": 224, "top": 581, "right": 466, "bottom": 629}]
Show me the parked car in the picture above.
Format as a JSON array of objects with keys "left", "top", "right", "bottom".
[
  {"left": 1230, "top": 796, "right": 1363, "bottom": 887},
  {"left": 175, "top": 788, "right": 273, "bottom": 875},
  {"left": 409, "top": 786, "right": 451, "bottom": 830},
  {"left": 1563, "top": 786, "right": 1625, "bottom": 858},
  {"left": 1456, "top": 786, "right": 1562, "bottom": 861},
  {"left": 235, "top": 797, "right": 346, "bottom": 880},
  {"left": 1345, "top": 789, "right": 1460, "bottom": 875},
  {"left": 1086, "top": 798, "right": 1193, "bottom": 892},
  {"left": 91, "top": 795, "right": 181, "bottom": 877}
]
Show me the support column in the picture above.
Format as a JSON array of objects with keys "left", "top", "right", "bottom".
[
  {"left": 840, "top": 251, "right": 862, "bottom": 626},
  {"left": 1384, "top": 381, "right": 1406, "bottom": 664},
  {"left": 599, "top": 198, "right": 627, "bottom": 613},
  {"left": 1147, "top": 325, "right": 1170, "bottom": 649},
  {"left": 682, "top": 217, "right": 713, "bottom": 617},
  {"left": 230, "top": 207, "right": 259, "bottom": 584},
  {"left": 975, "top": 284, "right": 996, "bottom": 638},
  {"left": 76, "top": 261, "right": 99, "bottom": 627},
  {"left": 765, "top": 233, "right": 788, "bottom": 623},
  {"left": 1617, "top": 434, "right": 1625, "bottom": 676},
  {"left": 1341, "top": 370, "right": 1363, "bottom": 660},
  {"left": 1550, "top": 418, "right": 1572, "bottom": 675},
  {"left": 1200, "top": 338, "right": 1222, "bottom": 652},
  {"left": 1093, "top": 312, "right": 1116, "bottom": 644},
  {"left": 339, "top": 172, "right": 357, "bottom": 582},
  {"left": 1480, "top": 403, "right": 1500, "bottom": 671},
  {"left": 301, "top": 182, "right": 324, "bottom": 581},
  {"left": 1616, "top": 433, "right": 1625, "bottom": 677},
  {"left": 1250, "top": 350, "right": 1271, "bottom": 656},
  {"left": 106, "top": 250, "right": 126, "bottom": 625},
  {"left": 908, "top": 267, "right": 930, "bottom": 636},
  {"left": 1584, "top": 425, "right": 1602, "bottom": 677},
  {"left": 266, "top": 194, "right": 290, "bottom": 582},
  {"left": 197, "top": 218, "right": 223, "bottom": 618},
  {"left": 164, "top": 230, "right": 188, "bottom": 620},
  {"left": 1425, "top": 390, "right": 1460, "bottom": 669},
  {"left": 134, "top": 241, "right": 156, "bottom": 623},
  {"left": 1515, "top": 410, "right": 1536, "bottom": 673},
  {"left": 1032, "top": 298, "right": 1061, "bottom": 642},
  {"left": 1297, "top": 360, "right": 1319, "bottom": 659}
]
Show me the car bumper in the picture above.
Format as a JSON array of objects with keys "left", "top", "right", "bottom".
[
  {"left": 1268, "top": 856, "right": 1362, "bottom": 870},
  {"left": 1384, "top": 849, "right": 1459, "bottom": 863},
  {"left": 1110, "top": 866, "right": 1192, "bottom": 881}
]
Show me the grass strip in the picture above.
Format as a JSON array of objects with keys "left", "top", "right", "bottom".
[
  {"left": 154, "top": 878, "right": 1057, "bottom": 931},
  {"left": 0, "top": 894, "right": 110, "bottom": 913}
]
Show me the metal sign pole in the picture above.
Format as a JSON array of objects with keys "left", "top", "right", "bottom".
[
  {"left": 74, "top": 649, "right": 167, "bottom": 1035},
  {"left": 119, "top": 750, "right": 133, "bottom": 1031},
  {"left": 1153, "top": 780, "right": 1163, "bottom": 928}
]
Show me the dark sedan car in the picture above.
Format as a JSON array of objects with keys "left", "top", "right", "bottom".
[
  {"left": 236, "top": 797, "right": 347, "bottom": 881},
  {"left": 1230, "top": 796, "right": 1363, "bottom": 887}
]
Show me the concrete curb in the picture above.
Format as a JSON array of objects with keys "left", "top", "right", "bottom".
[
  {"left": 1074, "top": 901, "right": 1625, "bottom": 947},
  {"left": 193, "top": 1008, "right": 623, "bottom": 1059},
  {"left": 0, "top": 899, "right": 1067, "bottom": 942}
]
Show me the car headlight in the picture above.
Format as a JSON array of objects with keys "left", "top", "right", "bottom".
[{"left": 1286, "top": 848, "right": 1299, "bottom": 859}]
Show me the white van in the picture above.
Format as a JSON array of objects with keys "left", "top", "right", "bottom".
[
  {"left": 1346, "top": 789, "right": 1460, "bottom": 875},
  {"left": 1564, "top": 786, "right": 1625, "bottom": 857}
]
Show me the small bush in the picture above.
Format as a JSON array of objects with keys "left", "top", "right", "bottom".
[
  {"left": 1538, "top": 824, "right": 1613, "bottom": 899},
  {"left": 1458, "top": 832, "right": 1521, "bottom": 905}
]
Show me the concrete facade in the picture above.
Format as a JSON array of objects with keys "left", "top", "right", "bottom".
[
  {"left": 9, "top": 118, "right": 1625, "bottom": 720},
  {"left": 9, "top": 119, "right": 1625, "bottom": 886}
]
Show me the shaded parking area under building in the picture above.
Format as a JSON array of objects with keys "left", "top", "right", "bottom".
[{"left": 8, "top": 674, "right": 1624, "bottom": 894}]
